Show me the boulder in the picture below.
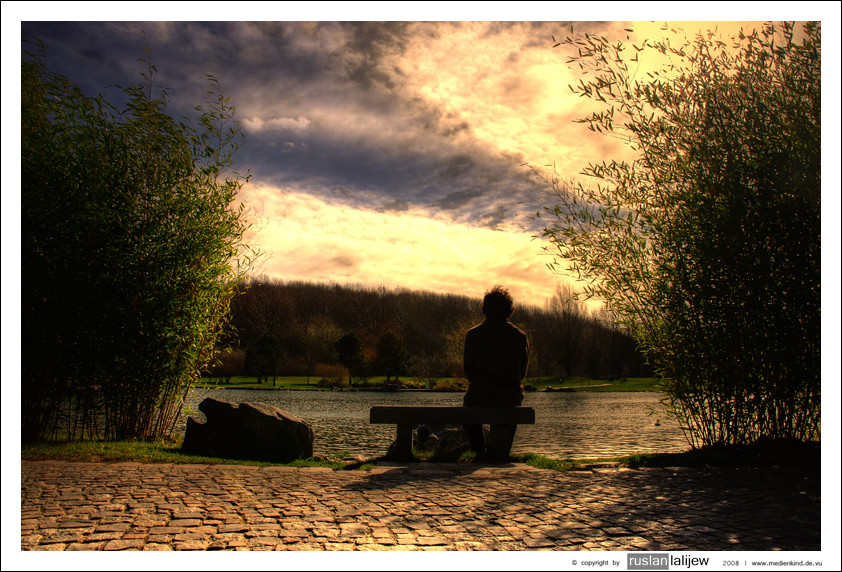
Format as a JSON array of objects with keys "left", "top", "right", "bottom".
[{"left": 182, "top": 397, "right": 314, "bottom": 462}]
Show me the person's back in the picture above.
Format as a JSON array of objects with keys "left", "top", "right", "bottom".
[
  {"left": 463, "top": 318, "right": 528, "bottom": 407},
  {"left": 462, "top": 285, "right": 529, "bottom": 456}
]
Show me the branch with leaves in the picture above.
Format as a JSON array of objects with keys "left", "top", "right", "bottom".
[{"left": 532, "top": 22, "right": 821, "bottom": 446}]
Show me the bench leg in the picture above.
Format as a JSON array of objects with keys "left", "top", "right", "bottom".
[
  {"left": 395, "top": 424, "right": 413, "bottom": 461},
  {"left": 490, "top": 424, "right": 517, "bottom": 462}
]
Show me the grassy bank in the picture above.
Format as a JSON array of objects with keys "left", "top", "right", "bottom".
[
  {"left": 20, "top": 439, "right": 372, "bottom": 470},
  {"left": 530, "top": 376, "right": 662, "bottom": 392},
  {"left": 196, "top": 376, "right": 331, "bottom": 390},
  {"left": 22, "top": 436, "right": 816, "bottom": 472},
  {"left": 196, "top": 376, "right": 664, "bottom": 392}
]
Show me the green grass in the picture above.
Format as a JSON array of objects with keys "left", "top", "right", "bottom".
[
  {"left": 19, "top": 438, "right": 592, "bottom": 470},
  {"left": 513, "top": 438, "right": 819, "bottom": 470},
  {"left": 512, "top": 452, "right": 590, "bottom": 471},
  {"left": 610, "top": 439, "right": 820, "bottom": 468},
  {"left": 23, "top": 435, "right": 817, "bottom": 473},
  {"left": 196, "top": 376, "right": 330, "bottom": 390},
  {"left": 21, "top": 438, "right": 367, "bottom": 470},
  {"left": 527, "top": 376, "right": 663, "bottom": 392}
]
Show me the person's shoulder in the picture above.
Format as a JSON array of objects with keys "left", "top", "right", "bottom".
[
  {"left": 466, "top": 323, "right": 484, "bottom": 336},
  {"left": 505, "top": 321, "right": 528, "bottom": 337}
]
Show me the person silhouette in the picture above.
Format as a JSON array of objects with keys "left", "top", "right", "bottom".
[{"left": 462, "top": 285, "right": 529, "bottom": 459}]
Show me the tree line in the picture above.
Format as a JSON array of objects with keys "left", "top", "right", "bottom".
[{"left": 207, "top": 278, "right": 652, "bottom": 385}]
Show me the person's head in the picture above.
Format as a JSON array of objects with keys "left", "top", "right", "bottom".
[{"left": 482, "top": 285, "right": 514, "bottom": 320}]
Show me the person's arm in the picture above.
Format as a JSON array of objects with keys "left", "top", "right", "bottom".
[
  {"left": 519, "top": 334, "right": 529, "bottom": 380},
  {"left": 463, "top": 331, "right": 476, "bottom": 383}
]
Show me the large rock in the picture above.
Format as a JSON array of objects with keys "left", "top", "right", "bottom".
[{"left": 181, "top": 397, "right": 314, "bottom": 462}]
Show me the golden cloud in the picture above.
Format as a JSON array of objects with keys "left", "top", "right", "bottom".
[{"left": 243, "top": 182, "right": 582, "bottom": 309}]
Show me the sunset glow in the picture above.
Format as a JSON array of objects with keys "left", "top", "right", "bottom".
[
  {"left": 245, "top": 183, "right": 563, "bottom": 307},
  {"left": 8, "top": 5, "right": 835, "bottom": 312}
]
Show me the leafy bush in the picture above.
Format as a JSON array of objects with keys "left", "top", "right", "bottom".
[
  {"left": 410, "top": 356, "right": 443, "bottom": 389},
  {"left": 21, "top": 40, "right": 254, "bottom": 441},
  {"left": 534, "top": 22, "right": 820, "bottom": 446},
  {"left": 206, "top": 347, "right": 247, "bottom": 383},
  {"left": 315, "top": 364, "right": 350, "bottom": 388},
  {"left": 432, "top": 379, "right": 467, "bottom": 392}
]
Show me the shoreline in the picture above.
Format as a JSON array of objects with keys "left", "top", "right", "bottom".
[{"left": 194, "top": 385, "right": 663, "bottom": 393}]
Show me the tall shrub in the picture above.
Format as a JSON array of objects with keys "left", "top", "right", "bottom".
[
  {"left": 22, "top": 41, "right": 255, "bottom": 441},
  {"left": 533, "top": 22, "right": 820, "bottom": 446}
]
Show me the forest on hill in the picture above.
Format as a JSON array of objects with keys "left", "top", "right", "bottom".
[{"left": 208, "top": 278, "right": 652, "bottom": 383}]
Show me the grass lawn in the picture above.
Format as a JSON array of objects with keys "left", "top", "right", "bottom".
[
  {"left": 528, "top": 376, "right": 663, "bottom": 392},
  {"left": 20, "top": 438, "right": 371, "bottom": 470},
  {"left": 196, "top": 376, "right": 329, "bottom": 390},
  {"left": 22, "top": 435, "right": 816, "bottom": 472}
]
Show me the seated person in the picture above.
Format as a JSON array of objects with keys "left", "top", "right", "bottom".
[{"left": 462, "top": 285, "right": 529, "bottom": 458}]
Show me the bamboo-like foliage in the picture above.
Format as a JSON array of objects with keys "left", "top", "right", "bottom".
[
  {"left": 21, "top": 39, "right": 255, "bottom": 441},
  {"left": 532, "top": 22, "right": 820, "bottom": 446}
]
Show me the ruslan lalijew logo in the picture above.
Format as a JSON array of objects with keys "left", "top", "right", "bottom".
[{"left": 627, "top": 553, "right": 710, "bottom": 570}]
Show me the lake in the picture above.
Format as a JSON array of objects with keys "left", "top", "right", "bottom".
[{"left": 182, "top": 389, "right": 690, "bottom": 459}]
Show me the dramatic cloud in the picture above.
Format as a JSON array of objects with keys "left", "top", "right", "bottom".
[
  {"left": 17, "top": 15, "right": 821, "bottom": 310},
  {"left": 19, "top": 21, "right": 609, "bottom": 231}
]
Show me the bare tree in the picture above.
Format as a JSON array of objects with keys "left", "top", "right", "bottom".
[
  {"left": 545, "top": 282, "right": 589, "bottom": 377},
  {"left": 302, "top": 317, "right": 342, "bottom": 384}
]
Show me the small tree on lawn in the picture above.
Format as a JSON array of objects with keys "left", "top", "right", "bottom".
[
  {"left": 375, "top": 331, "right": 411, "bottom": 383},
  {"left": 335, "top": 332, "right": 364, "bottom": 385}
]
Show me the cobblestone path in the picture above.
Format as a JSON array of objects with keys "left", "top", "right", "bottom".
[{"left": 21, "top": 460, "right": 820, "bottom": 551}]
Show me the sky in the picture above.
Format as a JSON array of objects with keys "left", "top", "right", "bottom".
[{"left": 10, "top": 3, "right": 838, "bottom": 312}]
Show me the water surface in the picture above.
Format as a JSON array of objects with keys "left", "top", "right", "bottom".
[{"left": 182, "top": 389, "right": 689, "bottom": 459}]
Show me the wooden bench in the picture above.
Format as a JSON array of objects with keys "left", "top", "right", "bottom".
[{"left": 369, "top": 405, "right": 536, "bottom": 461}]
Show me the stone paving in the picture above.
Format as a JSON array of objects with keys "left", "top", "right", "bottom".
[{"left": 20, "top": 460, "right": 820, "bottom": 551}]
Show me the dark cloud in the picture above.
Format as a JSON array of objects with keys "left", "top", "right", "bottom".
[
  {"left": 330, "top": 255, "right": 356, "bottom": 269},
  {"left": 432, "top": 188, "right": 487, "bottom": 211},
  {"left": 480, "top": 203, "right": 521, "bottom": 228},
  {"left": 435, "top": 155, "right": 475, "bottom": 181},
  {"left": 21, "top": 21, "right": 555, "bottom": 230},
  {"left": 338, "top": 22, "right": 411, "bottom": 90},
  {"left": 379, "top": 199, "right": 411, "bottom": 213}
]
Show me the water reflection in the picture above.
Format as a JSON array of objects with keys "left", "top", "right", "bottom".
[{"left": 182, "top": 389, "right": 689, "bottom": 459}]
